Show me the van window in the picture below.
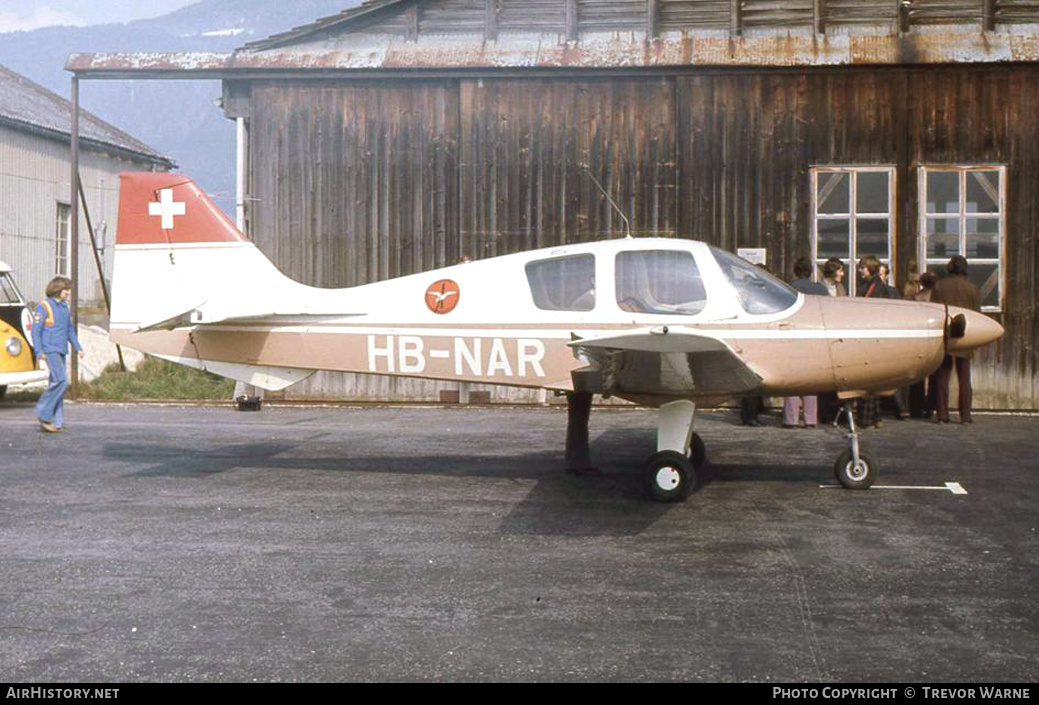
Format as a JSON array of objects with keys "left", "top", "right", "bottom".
[
  {"left": 526, "top": 254, "right": 596, "bottom": 311},
  {"left": 0, "top": 272, "right": 24, "bottom": 305},
  {"left": 615, "top": 250, "right": 707, "bottom": 316}
]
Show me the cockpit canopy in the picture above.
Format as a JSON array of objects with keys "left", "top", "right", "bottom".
[{"left": 524, "top": 243, "right": 798, "bottom": 318}]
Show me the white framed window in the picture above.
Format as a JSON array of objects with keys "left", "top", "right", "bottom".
[
  {"left": 811, "top": 167, "right": 896, "bottom": 296},
  {"left": 55, "top": 202, "right": 71, "bottom": 276},
  {"left": 918, "top": 166, "right": 1004, "bottom": 313}
]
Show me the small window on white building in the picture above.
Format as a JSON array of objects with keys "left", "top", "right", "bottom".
[
  {"left": 55, "top": 202, "right": 71, "bottom": 276},
  {"left": 918, "top": 166, "right": 1004, "bottom": 312},
  {"left": 811, "top": 167, "right": 896, "bottom": 296}
]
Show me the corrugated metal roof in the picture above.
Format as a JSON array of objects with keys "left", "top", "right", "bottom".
[
  {"left": 65, "top": 29, "right": 1039, "bottom": 76},
  {"left": 241, "top": 0, "right": 406, "bottom": 52},
  {"left": 0, "top": 63, "right": 173, "bottom": 166}
]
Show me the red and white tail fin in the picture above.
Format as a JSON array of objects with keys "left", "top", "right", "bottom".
[
  {"left": 110, "top": 173, "right": 292, "bottom": 333},
  {"left": 116, "top": 172, "right": 246, "bottom": 247}
]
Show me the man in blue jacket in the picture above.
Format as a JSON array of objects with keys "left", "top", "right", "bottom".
[{"left": 31, "top": 276, "right": 84, "bottom": 433}]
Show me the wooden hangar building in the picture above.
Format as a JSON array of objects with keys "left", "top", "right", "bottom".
[{"left": 68, "top": 0, "right": 1039, "bottom": 408}]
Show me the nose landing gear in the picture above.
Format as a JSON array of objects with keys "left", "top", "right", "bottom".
[{"left": 833, "top": 402, "right": 878, "bottom": 489}]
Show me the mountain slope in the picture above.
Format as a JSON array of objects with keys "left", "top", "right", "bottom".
[{"left": 0, "top": 1, "right": 360, "bottom": 212}]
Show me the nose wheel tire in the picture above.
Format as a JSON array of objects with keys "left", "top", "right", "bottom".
[
  {"left": 644, "top": 451, "right": 695, "bottom": 503},
  {"left": 834, "top": 448, "right": 878, "bottom": 490}
]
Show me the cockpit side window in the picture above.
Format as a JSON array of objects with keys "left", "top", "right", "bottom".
[
  {"left": 0, "top": 272, "right": 24, "bottom": 305},
  {"left": 525, "top": 254, "right": 596, "bottom": 312},
  {"left": 711, "top": 247, "right": 798, "bottom": 315},
  {"left": 615, "top": 250, "right": 707, "bottom": 316}
]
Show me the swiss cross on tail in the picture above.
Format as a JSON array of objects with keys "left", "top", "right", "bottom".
[{"left": 148, "top": 189, "right": 186, "bottom": 229}]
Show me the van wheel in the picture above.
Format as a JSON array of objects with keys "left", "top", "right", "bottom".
[{"left": 0, "top": 386, "right": 7, "bottom": 400}]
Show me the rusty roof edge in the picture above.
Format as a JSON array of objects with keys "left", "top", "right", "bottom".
[{"left": 64, "top": 32, "right": 1039, "bottom": 75}]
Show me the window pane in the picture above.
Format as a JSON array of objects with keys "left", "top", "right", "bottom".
[
  {"left": 817, "top": 172, "right": 849, "bottom": 214},
  {"left": 526, "top": 254, "right": 596, "bottom": 311},
  {"left": 968, "top": 263, "right": 1000, "bottom": 310},
  {"left": 711, "top": 247, "right": 798, "bottom": 315},
  {"left": 856, "top": 219, "right": 890, "bottom": 258},
  {"left": 615, "top": 250, "right": 706, "bottom": 316},
  {"left": 927, "top": 218, "right": 961, "bottom": 258},
  {"left": 856, "top": 172, "right": 889, "bottom": 214},
  {"left": 966, "top": 171, "right": 1000, "bottom": 214},
  {"left": 927, "top": 172, "right": 959, "bottom": 214},
  {"left": 965, "top": 218, "right": 1000, "bottom": 259},
  {"left": 818, "top": 219, "right": 850, "bottom": 258}
]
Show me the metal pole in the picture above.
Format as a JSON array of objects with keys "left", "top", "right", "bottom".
[
  {"left": 70, "top": 75, "right": 80, "bottom": 396},
  {"left": 236, "top": 117, "right": 247, "bottom": 231},
  {"left": 77, "top": 176, "right": 126, "bottom": 371}
]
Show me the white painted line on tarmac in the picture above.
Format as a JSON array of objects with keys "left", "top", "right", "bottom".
[{"left": 820, "top": 482, "right": 968, "bottom": 494}]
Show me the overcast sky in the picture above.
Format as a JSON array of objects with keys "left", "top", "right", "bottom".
[{"left": 0, "top": 1, "right": 199, "bottom": 32}]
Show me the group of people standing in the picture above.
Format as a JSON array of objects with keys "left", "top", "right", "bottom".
[{"left": 774, "top": 254, "right": 981, "bottom": 429}]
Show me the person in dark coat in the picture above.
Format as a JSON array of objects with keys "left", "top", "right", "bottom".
[
  {"left": 909, "top": 271, "right": 938, "bottom": 418},
  {"left": 855, "top": 256, "right": 897, "bottom": 427},
  {"left": 930, "top": 255, "right": 982, "bottom": 424},
  {"left": 783, "top": 258, "right": 827, "bottom": 427}
]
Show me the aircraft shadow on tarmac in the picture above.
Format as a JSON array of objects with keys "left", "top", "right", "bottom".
[{"left": 102, "top": 425, "right": 832, "bottom": 537}]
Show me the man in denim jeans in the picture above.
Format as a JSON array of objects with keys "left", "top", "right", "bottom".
[{"left": 31, "top": 276, "right": 84, "bottom": 433}]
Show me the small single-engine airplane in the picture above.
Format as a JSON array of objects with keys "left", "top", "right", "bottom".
[{"left": 108, "top": 172, "right": 1003, "bottom": 501}]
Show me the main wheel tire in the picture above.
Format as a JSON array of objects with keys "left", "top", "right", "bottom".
[
  {"left": 688, "top": 432, "right": 707, "bottom": 470},
  {"left": 834, "top": 448, "right": 878, "bottom": 490},
  {"left": 644, "top": 451, "right": 695, "bottom": 503}
]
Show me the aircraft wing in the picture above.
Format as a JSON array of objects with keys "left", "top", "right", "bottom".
[{"left": 569, "top": 327, "right": 763, "bottom": 397}]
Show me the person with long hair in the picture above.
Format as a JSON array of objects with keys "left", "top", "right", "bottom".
[{"left": 31, "top": 276, "right": 84, "bottom": 433}]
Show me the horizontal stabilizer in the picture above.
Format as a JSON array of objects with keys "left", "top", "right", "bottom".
[
  {"left": 154, "top": 354, "right": 315, "bottom": 392},
  {"left": 134, "top": 300, "right": 207, "bottom": 333}
]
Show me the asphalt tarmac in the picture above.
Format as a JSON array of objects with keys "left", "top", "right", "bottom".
[{"left": 0, "top": 402, "right": 1036, "bottom": 682}]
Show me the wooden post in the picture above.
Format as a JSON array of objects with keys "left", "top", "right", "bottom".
[
  {"left": 730, "top": 0, "right": 742, "bottom": 36},
  {"left": 647, "top": 0, "right": 659, "bottom": 38},
  {"left": 983, "top": 0, "right": 996, "bottom": 32},
  {"left": 899, "top": 0, "right": 911, "bottom": 34},
  {"left": 406, "top": 2, "right": 420, "bottom": 42},
  {"left": 69, "top": 75, "right": 80, "bottom": 396},
  {"left": 566, "top": 0, "right": 579, "bottom": 41},
  {"left": 485, "top": 0, "right": 498, "bottom": 41},
  {"left": 813, "top": 0, "right": 826, "bottom": 35}
]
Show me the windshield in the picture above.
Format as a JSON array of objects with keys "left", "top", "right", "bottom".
[
  {"left": 710, "top": 247, "right": 798, "bottom": 315},
  {"left": 0, "top": 272, "right": 24, "bottom": 305}
]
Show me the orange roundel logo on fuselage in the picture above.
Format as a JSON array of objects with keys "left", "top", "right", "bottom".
[{"left": 425, "top": 279, "right": 460, "bottom": 315}]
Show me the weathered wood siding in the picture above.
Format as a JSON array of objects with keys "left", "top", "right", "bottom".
[
  {"left": 459, "top": 78, "right": 676, "bottom": 259},
  {"left": 244, "top": 66, "right": 1039, "bottom": 408}
]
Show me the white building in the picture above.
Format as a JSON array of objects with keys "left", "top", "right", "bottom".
[{"left": 0, "top": 64, "right": 173, "bottom": 306}]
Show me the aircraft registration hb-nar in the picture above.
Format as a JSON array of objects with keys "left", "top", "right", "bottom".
[{"left": 109, "top": 172, "right": 1003, "bottom": 502}]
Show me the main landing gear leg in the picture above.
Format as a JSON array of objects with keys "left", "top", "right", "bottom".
[
  {"left": 834, "top": 401, "right": 878, "bottom": 489},
  {"left": 644, "top": 400, "right": 702, "bottom": 502}
]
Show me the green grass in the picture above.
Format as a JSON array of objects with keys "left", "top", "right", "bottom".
[{"left": 77, "top": 356, "right": 235, "bottom": 402}]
